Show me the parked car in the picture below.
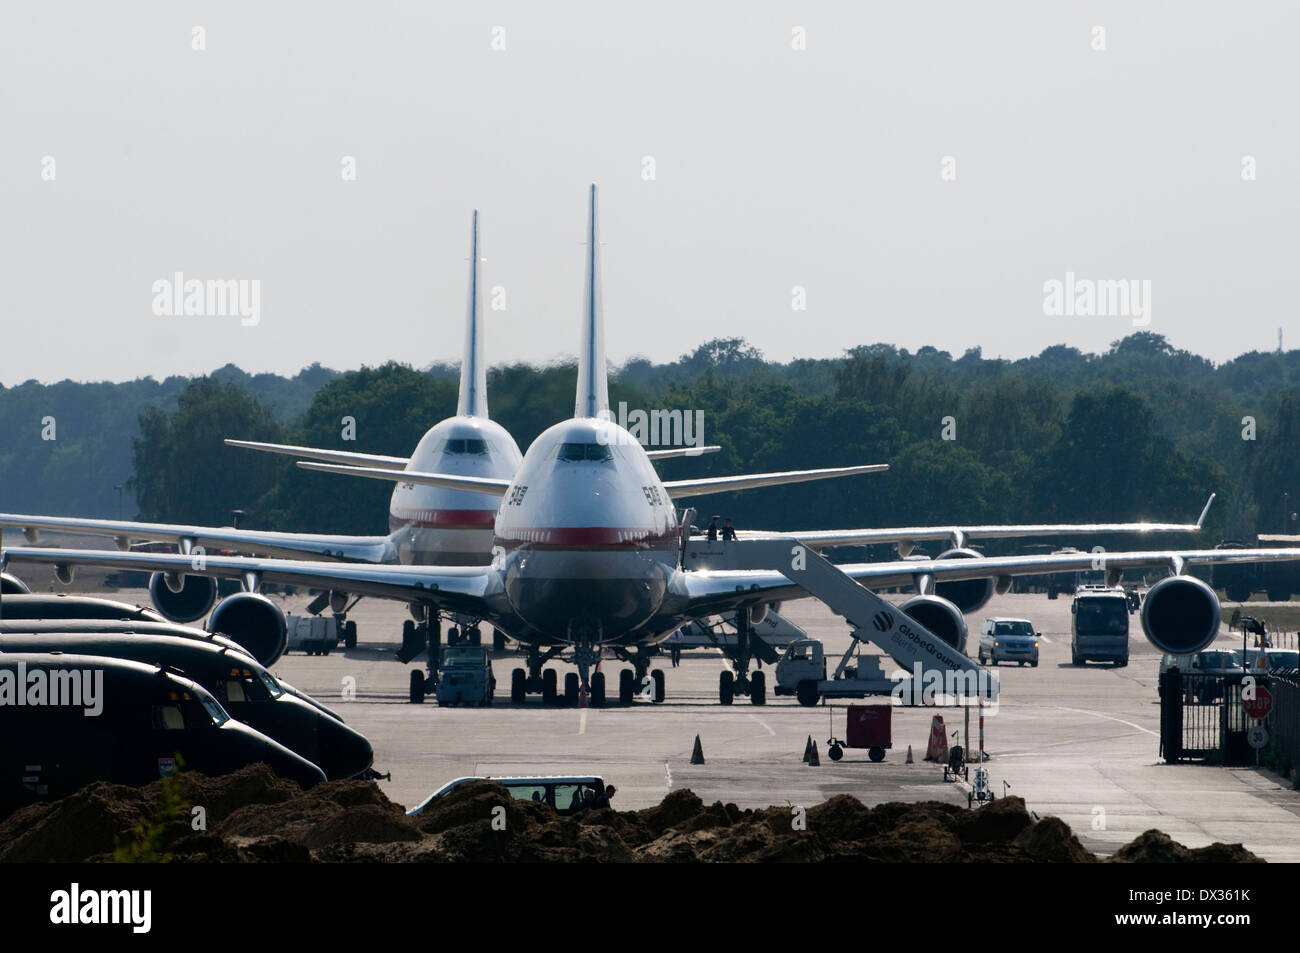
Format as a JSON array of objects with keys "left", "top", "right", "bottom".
[
  {"left": 407, "top": 775, "right": 606, "bottom": 817},
  {"left": 977, "top": 618, "right": 1039, "bottom": 667}
]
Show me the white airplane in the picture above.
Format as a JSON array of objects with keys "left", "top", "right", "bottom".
[
  {"left": 7, "top": 186, "right": 1299, "bottom": 709},
  {"left": 0, "top": 212, "right": 527, "bottom": 644}
]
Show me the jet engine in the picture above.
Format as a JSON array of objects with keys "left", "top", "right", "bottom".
[
  {"left": 148, "top": 571, "right": 218, "bottom": 624},
  {"left": 899, "top": 594, "right": 969, "bottom": 654},
  {"left": 207, "top": 592, "right": 288, "bottom": 667},
  {"left": 931, "top": 548, "right": 995, "bottom": 615},
  {"left": 1140, "top": 575, "right": 1221, "bottom": 656},
  {"left": 0, "top": 572, "right": 31, "bottom": 594}
]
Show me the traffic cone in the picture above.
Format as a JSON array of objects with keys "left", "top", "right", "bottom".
[
  {"left": 807, "top": 740, "right": 820, "bottom": 766},
  {"left": 690, "top": 735, "right": 705, "bottom": 765},
  {"left": 802, "top": 735, "right": 813, "bottom": 763},
  {"left": 924, "top": 715, "right": 949, "bottom": 762},
  {"left": 905, "top": 744, "right": 914, "bottom": 764}
]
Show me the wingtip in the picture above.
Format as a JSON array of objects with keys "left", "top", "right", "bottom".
[{"left": 1197, "top": 492, "right": 1217, "bottom": 528}]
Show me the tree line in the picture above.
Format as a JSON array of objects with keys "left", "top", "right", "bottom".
[{"left": 1, "top": 333, "right": 1297, "bottom": 556}]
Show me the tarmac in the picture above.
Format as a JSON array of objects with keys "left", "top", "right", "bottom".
[{"left": 18, "top": 581, "right": 1300, "bottom": 859}]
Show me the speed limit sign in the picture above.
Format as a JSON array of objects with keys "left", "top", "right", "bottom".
[{"left": 1248, "top": 725, "right": 1269, "bottom": 750}]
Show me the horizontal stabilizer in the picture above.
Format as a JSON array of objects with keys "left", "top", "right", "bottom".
[
  {"left": 225, "top": 439, "right": 409, "bottom": 470},
  {"left": 644, "top": 445, "right": 722, "bottom": 460},
  {"left": 296, "top": 462, "right": 511, "bottom": 497},
  {"left": 663, "top": 463, "right": 887, "bottom": 500}
]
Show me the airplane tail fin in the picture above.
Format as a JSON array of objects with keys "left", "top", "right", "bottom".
[
  {"left": 574, "top": 184, "right": 610, "bottom": 420},
  {"left": 457, "top": 209, "right": 489, "bottom": 418}
]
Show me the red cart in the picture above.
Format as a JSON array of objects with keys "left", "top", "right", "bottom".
[{"left": 827, "top": 704, "right": 892, "bottom": 762}]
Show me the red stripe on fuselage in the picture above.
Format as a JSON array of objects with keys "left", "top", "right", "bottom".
[
  {"left": 495, "top": 526, "right": 679, "bottom": 550},
  {"left": 390, "top": 508, "right": 497, "bottom": 530}
]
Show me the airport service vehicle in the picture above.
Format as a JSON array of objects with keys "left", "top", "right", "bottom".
[
  {"left": 977, "top": 618, "right": 1039, "bottom": 667},
  {"left": 427, "top": 644, "right": 495, "bottom": 706},
  {"left": 825, "top": 703, "right": 892, "bottom": 762},
  {"left": 0, "top": 653, "right": 325, "bottom": 815},
  {"left": 285, "top": 614, "right": 339, "bottom": 656},
  {"left": 1070, "top": 586, "right": 1131, "bottom": 666},
  {"left": 774, "top": 637, "right": 910, "bottom": 707},
  {"left": 1233, "top": 648, "right": 1300, "bottom": 673},
  {"left": 407, "top": 775, "right": 606, "bottom": 817},
  {"left": 0, "top": 632, "right": 373, "bottom": 779},
  {"left": 12, "top": 187, "right": 1300, "bottom": 709}
]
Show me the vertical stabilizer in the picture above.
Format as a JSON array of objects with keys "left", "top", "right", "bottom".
[
  {"left": 574, "top": 184, "right": 609, "bottom": 419},
  {"left": 457, "top": 209, "right": 489, "bottom": 418}
]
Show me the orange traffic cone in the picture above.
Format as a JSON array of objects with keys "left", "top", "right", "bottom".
[
  {"left": 690, "top": 735, "right": 705, "bottom": 765},
  {"left": 905, "top": 744, "right": 914, "bottom": 764},
  {"left": 924, "top": 716, "right": 949, "bottom": 762}
]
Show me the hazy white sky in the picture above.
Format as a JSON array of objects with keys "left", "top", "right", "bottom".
[{"left": 2, "top": 1, "right": 1296, "bottom": 386}]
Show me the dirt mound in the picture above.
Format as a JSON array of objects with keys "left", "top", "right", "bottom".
[
  {"left": 1112, "top": 830, "right": 1262, "bottom": 864},
  {"left": 0, "top": 771, "right": 1268, "bottom": 863}
]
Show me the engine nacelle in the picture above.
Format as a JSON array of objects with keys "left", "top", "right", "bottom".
[
  {"left": 148, "top": 571, "right": 218, "bottom": 624},
  {"left": 932, "top": 548, "right": 995, "bottom": 615},
  {"left": 1140, "top": 575, "right": 1221, "bottom": 656},
  {"left": 0, "top": 572, "right": 31, "bottom": 594},
  {"left": 899, "top": 594, "right": 969, "bottom": 655},
  {"left": 207, "top": 592, "right": 288, "bottom": 667}
]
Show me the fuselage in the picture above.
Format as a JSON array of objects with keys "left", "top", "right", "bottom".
[
  {"left": 492, "top": 416, "right": 687, "bottom": 645},
  {"left": 389, "top": 416, "right": 522, "bottom": 566}
]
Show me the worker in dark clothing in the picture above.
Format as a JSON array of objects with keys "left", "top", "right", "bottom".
[
  {"left": 721, "top": 517, "right": 736, "bottom": 541},
  {"left": 593, "top": 784, "right": 616, "bottom": 809},
  {"left": 706, "top": 516, "right": 720, "bottom": 541}
]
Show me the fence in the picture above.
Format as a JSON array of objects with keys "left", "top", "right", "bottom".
[{"left": 1159, "top": 671, "right": 1257, "bottom": 765}]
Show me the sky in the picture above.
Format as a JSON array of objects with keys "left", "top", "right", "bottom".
[{"left": 1, "top": 1, "right": 1296, "bottom": 386}]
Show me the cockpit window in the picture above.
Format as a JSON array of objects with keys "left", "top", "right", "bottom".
[
  {"left": 195, "top": 693, "right": 230, "bottom": 726},
  {"left": 444, "top": 439, "right": 488, "bottom": 455},
  {"left": 558, "top": 442, "right": 614, "bottom": 462},
  {"left": 257, "top": 670, "right": 284, "bottom": 698}
]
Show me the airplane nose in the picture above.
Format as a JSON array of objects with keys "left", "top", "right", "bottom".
[{"left": 315, "top": 714, "right": 375, "bottom": 779}]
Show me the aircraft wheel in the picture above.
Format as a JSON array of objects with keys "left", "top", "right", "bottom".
[
  {"left": 719, "top": 670, "right": 734, "bottom": 705},
  {"left": 749, "top": 670, "right": 766, "bottom": 706},
  {"left": 409, "top": 669, "right": 426, "bottom": 704},
  {"left": 651, "top": 669, "right": 665, "bottom": 703},
  {"left": 591, "top": 671, "right": 606, "bottom": 707},
  {"left": 1226, "top": 583, "right": 1252, "bottom": 603},
  {"left": 344, "top": 620, "right": 357, "bottom": 648},
  {"left": 493, "top": 628, "right": 506, "bottom": 652},
  {"left": 447, "top": 626, "right": 460, "bottom": 646},
  {"left": 542, "top": 668, "right": 558, "bottom": 705},
  {"left": 469, "top": 626, "right": 482, "bottom": 646},
  {"left": 511, "top": 668, "right": 526, "bottom": 704},
  {"left": 619, "top": 669, "right": 635, "bottom": 704},
  {"left": 564, "top": 672, "right": 579, "bottom": 706},
  {"left": 828, "top": 744, "right": 843, "bottom": 762}
]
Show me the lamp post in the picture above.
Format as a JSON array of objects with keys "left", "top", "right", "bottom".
[{"left": 113, "top": 484, "right": 124, "bottom": 521}]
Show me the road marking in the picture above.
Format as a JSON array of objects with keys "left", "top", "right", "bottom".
[
  {"left": 1053, "top": 706, "right": 1158, "bottom": 737},
  {"left": 664, "top": 762, "right": 672, "bottom": 791},
  {"left": 749, "top": 713, "right": 776, "bottom": 736},
  {"left": 579, "top": 709, "right": 588, "bottom": 735}
]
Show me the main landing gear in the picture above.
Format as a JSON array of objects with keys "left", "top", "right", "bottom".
[
  {"left": 718, "top": 611, "right": 767, "bottom": 705},
  {"left": 508, "top": 644, "right": 667, "bottom": 707},
  {"left": 403, "top": 610, "right": 492, "bottom": 704}
]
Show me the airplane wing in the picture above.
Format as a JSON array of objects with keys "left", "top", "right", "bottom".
[
  {"left": 644, "top": 445, "right": 721, "bottom": 460},
  {"left": 776, "top": 494, "right": 1218, "bottom": 551},
  {"left": 2, "top": 548, "right": 492, "bottom": 614},
  {"left": 678, "top": 545, "right": 1300, "bottom": 616},
  {"left": 224, "top": 439, "right": 410, "bottom": 469},
  {"left": 663, "top": 463, "right": 888, "bottom": 499},
  {"left": 0, "top": 514, "right": 396, "bottom": 563},
  {"left": 293, "top": 462, "right": 512, "bottom": 495}
]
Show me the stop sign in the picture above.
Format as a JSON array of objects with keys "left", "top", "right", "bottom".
[{"left": 1244, "top": 686, "right": 1273, "bottom": 720}]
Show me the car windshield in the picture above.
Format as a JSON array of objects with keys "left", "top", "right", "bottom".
[
  {"left": 994, "top": 622, "right": 1032, "bottom": 636},
  {"left": 558, "top": 442, "right": 614, "bottom": 462},
  {"left": 1075, "top": 600, "right": 1128, "bottom": 634},
  {"left": 1198, "top": 651, "right": 1236, "bottom": 668}
]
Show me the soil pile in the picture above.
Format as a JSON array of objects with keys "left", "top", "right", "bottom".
[{"left": 0, "top": 769, "right": 1263, "bottom": 863}]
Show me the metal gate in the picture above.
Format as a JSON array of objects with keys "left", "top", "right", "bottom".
[{"left": 1159, "top": 671, "right": 1255, "bottom": 765}]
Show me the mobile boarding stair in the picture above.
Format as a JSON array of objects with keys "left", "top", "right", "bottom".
[{"left": 682, "top": 535, "right": 997, "bottom": 706}]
